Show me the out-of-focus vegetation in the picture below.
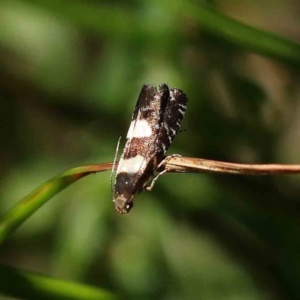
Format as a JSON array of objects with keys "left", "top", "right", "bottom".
[{"left": 1, "top": 0, "right": 300, "bottom": 299}]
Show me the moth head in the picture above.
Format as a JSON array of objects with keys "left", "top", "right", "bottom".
[{"left": 114, "top": 195, "right": 134, "bottom": 214}]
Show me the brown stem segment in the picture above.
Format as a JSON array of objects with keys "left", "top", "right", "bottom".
[{"left": 162, "top": 156, "right": 300, "bottom": 175}]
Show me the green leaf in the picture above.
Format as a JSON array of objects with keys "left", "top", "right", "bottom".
[
  {"left": 22, "top": 1, "right": 300, "bottom": 64},
  {"left": 165, "top": 1, "right": 300, "bottom": 64},
  {"left": 0, "top": 163, "right": 113, "bottom": 243},
  {"left": 0, "top": 264, "right": 116, "bottom": 300}
]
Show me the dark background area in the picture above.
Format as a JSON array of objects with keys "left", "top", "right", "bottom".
[{"left": 1, "top": 0, "right": 300, "bottom": 299}]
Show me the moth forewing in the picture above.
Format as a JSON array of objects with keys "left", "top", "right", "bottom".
[{"left": 113, "top": 84, "right": 188, "bottom": 214}]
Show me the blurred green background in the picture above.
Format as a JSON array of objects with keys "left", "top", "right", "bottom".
[{"left": 1, "top": 0, "right": 300, "bottom": 299}]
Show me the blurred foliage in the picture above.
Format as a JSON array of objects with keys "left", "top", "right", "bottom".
[{"left": 1, "top": 0, "right": 300, "bottom": 299}]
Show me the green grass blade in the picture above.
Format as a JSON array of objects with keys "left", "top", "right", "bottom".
[
  {"left": 0, "top": 163, "right": 113, "bottom": 243},
  {"left": 178, "top": 3, "right": 300, "bottom": 64},
  {"left": 0, "top": 264, "right": 116, "bottom": 300},
  {"left": 25, "top": 1, "right": 300, "bottom": 64}
]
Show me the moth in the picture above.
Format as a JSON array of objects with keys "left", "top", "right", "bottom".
[{"left": 113, "top": 83, "right": 188, "bottom": 214}]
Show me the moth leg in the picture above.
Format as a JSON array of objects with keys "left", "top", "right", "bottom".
[
  {"left": 146, "top": 154, "right": 181, "bottom": 191},
  {"left": 157, "top": 154, "right": 181, "bottom": 169},
  {"left": 146, "top": 169, "right": 168, "bottom": 191}
]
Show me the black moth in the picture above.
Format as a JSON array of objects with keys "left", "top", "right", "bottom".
[{"left": 113, "top": 84, "right": 188, "bottom": 214}]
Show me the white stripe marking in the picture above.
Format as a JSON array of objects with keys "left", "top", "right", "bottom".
[
  {"left": 170, "top": 128, "right": 176, "bottom": 135},
  {"left": 178, "top": 108, "right": 185, "bottom": 115},
  {"left": 117, "top": 155, "right": 147, "bottom": 174},
  {"left": 126, "top": 121, "right": 135, "bottom": 139},
  {"left": 126, "top": 119, "right": 152, "bottom": 139},
  {"left": 178, "top": 103, "right": 186, "bottom": 109}
]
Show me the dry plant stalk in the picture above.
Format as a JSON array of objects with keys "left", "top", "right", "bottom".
[
  {"left": 160, "top": 156, "right": 300, "bottom": 175},
  {"left": 108, "top": 156, "right": 300, "bottom": 175}
]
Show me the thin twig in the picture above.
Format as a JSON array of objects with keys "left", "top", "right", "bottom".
[{"left": 161, "top": 156, "right": 300, "bottom": 175}]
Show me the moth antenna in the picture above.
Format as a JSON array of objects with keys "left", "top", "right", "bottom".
[{"left": 110, "top": 136, "right": 122, "bottom": 201}]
